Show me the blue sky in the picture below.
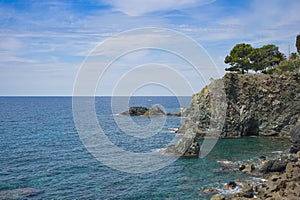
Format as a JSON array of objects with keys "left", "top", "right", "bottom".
[{"left": 0, "top": 0, "right": 300, "bottom": 95}]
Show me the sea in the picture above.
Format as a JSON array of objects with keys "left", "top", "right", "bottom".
[{"left": 0, "top": 96, "right": 290, "bottom": 199}]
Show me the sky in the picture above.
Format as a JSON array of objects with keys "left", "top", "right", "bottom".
[{"left": 0, "top": 0, "right": 300, "bottom": 96}]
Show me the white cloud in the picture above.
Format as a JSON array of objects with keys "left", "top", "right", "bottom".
[{"left": 104, "top": 0, "right": 216, "bottom": 16}]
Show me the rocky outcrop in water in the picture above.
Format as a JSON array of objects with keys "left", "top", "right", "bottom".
[
  {"left": 121, "top": 106, "right": 149, "bottom": 116},
  {"left": 164, "top": 138, "right": 200, "bottom": 157},
  {"left": 205, "top": 118, "right": 300, "bottom": 199},
  {"left": 208, "top": 151, "right": 300, "bottom": 200},
  {"left": 121, "top": 105, "right": 182, "bottom": 117},
  {"left": 290, "top": 122, "right": 300, "bottom": 153},
  {"left": 0, "top": 188, "right": 41, "bottom": 200},
  {"left": 178, "top": 72, "right": 300, "bottom": 138}
]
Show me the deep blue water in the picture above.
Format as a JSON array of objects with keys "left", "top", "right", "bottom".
[{"left": 0, "top": 97, "right": 290, "bottom": 199}]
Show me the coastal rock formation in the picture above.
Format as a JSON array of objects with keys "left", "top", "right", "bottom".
[
  {"left": 260, "top": 153, "right": 297, "bottom": 173},
  {"left": 164, "top": 133, "right": 200, "bottom": 157},
  {"left": 121, "top": 105, "right": 182, "bottom": 117},
  {"left": 178, "top": 72, "right": 300, "bottom": 138},
  {"left": 257, "top": 151, "right": 300, "bottom": 200},
  {"left": 290, "top": 122, "right": 300, "bottom": 153},
  {"left": 121, "top": 106, "right": 149, "bottom": 116},
  {"left": 144, "top": 105, "right": 166, "bottom": 116},
  {"left": 206, "top": 123, "right": 300, "bottom": 200},
  {"left": 208, "top": 151, "right": 300, "bottom": 200}
]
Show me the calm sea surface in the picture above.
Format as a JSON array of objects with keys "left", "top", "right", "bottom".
[{"left": 0, "top": 97, "right": 290, "bottom": 199}]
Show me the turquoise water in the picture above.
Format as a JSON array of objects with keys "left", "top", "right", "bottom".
[{"left": 0, "top": 97, "right": 290, "bottom": 199}]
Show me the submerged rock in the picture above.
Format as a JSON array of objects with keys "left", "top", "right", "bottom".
[{"left": 0, "top": 188, "right": 41, "bottom": 200}]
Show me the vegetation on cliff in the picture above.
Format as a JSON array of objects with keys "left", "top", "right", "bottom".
[
  {"left": 225, "top": 43, "right": 285, "bottom": 73},
  {"left": 179, "top": 35, "right": 300, "bottom": 139},
  {"left": 225, "top": 35, "right": 300, "bottom": 74}
]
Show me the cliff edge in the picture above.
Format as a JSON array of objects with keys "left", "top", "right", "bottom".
[{"left": 178, "top": 72, "right": 300, "bottom": 138}]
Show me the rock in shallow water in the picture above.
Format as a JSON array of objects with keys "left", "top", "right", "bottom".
[
  {"left": 210, "top": 194, "right": 225, "bottom": 200},
  {"left": 164, "top": 139, "right": 200, "bottom": 158},
  {"left": 0, "top": 188, "right": 41, "bottom": 200},
  {"left": 260, "top": 154, "right": 297, "bottom": 173},
  {"left": 290, "top": 122, "right": 300, "bottom": 153}
]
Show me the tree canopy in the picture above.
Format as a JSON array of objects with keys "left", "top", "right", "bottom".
[
  {"left": 296, "top": 35, "right": 300, "bottom": 54},
  {"left": 224, "top": 43, "right": 285, "bottom": 73},
  {"left": 224, "top": 43, "right": 253, "bottom": 74}
]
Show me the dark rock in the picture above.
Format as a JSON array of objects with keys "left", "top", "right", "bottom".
[
  {"left": 259, "top": 155, "right": 267, "bottom": 161},
  {"left": 177, "top": 73, "right": 300, "bottom": 138},
  {"left": 260, "top": 154, "right": 297, "bottom": 174},
  {"left": 256, "top": 157, "right": 300, "bottom": 199},
  {"left": 241, "top": 115, "right": 259, "bottom": 136},
  {"left": 144, "top": 105, "right": 166, "bottom": 116},
  {"left": 225, "top": 181, "right": 237, "bottom": 190},
  {"left": 241, "top": 164, "right": 255, "bottom": 174},
  {"left": 121, "top": 105, "right": 181, "bottom": 117},
  {"left": 243, "top": 191, "right": 254, "bottom": 198},
  {"left": 239, "top": 164, "right": 246, "bottom": 171},
  {"left": 166, "top": 113, "right": 181, "bottom": 117},
  {"left": 290, "top": 122, "right": 300, "bottom": 153},
  {"left": 164, "top": 129, "right": 199, "bottom": 158},
  {"left": 260, "top": 159, "right": 286, "bottom": 173},
  {"left": 121, "top": 106, "right": 148, "bottom": 116}
]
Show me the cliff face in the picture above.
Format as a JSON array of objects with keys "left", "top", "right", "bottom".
[{"left": 178, "top": 72, "right": 300, "bottom": 138}]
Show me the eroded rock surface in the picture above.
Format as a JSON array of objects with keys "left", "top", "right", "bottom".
[{"left": 178, "top": 73, "right": 300, "bottom": 138}]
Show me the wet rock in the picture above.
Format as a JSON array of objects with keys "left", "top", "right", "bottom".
[
  {"left": 260, "top": 154, "right": 297, "bottom": 173},
  {"left": 224, "top": 181, "right": 237, "bottom": 190},
  {"left": 210, "top": 194, "right": 225, "bottom": 200},
  {"left": 257, "top": 156, "right": 300, "bottom": 199},
  {"left": 164, "top": 134, "right": 200, "bottom": 158},
  {"left": 241, "top": 164, "right": 255, "bottom": 174},
  {"left": 243, "top": 191, "right": 254, "bottom": 198},
  {"left": 259, "top": 155, "right": 267, "bottom": 161},
  {"left": 217, "top": 160, "right": 235, "bottom": 167},
  {"left": 239, "top": 164, "right": 246, "bottom": 171},
  {"left": 290, "top": 122, "right": 300, "bottom": 153},
  {"left": 0, "top": 188, "right": 41, "bottom": 200},
  {"left": 214, "top": 168, "right": 233, "bottom": 173},
  {"left": 202, "top": 188, "right": 218, "bottom": 195}
]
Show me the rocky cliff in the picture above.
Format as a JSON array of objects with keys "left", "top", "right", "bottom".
[{"left": 178, "top": 72, "right": 300, "bottom": 138}]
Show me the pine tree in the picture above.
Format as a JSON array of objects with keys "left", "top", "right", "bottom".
[{"left": 296, "top": 35, "right": 300, "bottom": 54}]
